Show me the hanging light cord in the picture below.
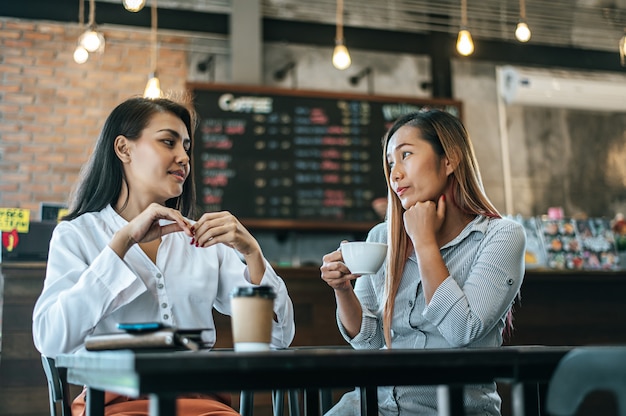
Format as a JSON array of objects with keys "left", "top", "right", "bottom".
[
  {"left": 78, "top": 0, "right": 84, "bottom": 27},
  {"left": 150, "top": 0, "right": 158, "bottom": 72},
  {"left": 336, "top": 0, "right": 344, "bottom": 41},
  {"left": 461, "top": 0, "right": 467, "bottom": 27},
  {"left": 519, "top": 0, "right": 526, "bottom": 20},
  {"left": 88, "top": 0, "right": 95, "bottom": 27},
  {"left": 619, "top": 27, "right": 626, "bottom": 66}
]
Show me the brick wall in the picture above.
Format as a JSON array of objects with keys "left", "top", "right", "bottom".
[{"left": 0, "top": 17, "right": 190, "bottom": 219}]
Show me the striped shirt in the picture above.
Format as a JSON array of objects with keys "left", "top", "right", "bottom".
[{"left": 332, "top": 215, "right": 526, "bottom": 415}]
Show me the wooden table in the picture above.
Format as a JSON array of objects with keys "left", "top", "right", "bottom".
[{"left": 56, "top": 345, "right": 572, "bottom": 416}]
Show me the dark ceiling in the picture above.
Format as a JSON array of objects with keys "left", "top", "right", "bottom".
[{"left": 1, "top": 0, "right": 625, "bottom": 73}]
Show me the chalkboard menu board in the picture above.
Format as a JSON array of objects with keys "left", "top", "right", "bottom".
[{"left": 189, "top": 84, "right": 462, "bottom": 231}]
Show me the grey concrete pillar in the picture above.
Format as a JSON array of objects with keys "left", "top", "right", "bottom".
[{"left": 231, "top": 0, "right": 261, "bottom": 84}]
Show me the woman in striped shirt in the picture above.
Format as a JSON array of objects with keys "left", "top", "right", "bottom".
[{"left": 321, "top": 109, "right": 526, "bottom": 415}]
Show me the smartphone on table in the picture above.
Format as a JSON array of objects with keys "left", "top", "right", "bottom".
[{"left": 117, "top": 322, "right": 167, "bottom": 333}]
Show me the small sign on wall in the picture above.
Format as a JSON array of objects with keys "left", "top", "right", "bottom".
[
  {"left": 0, "top": 208, "right": 30, "bottom": 233},
  {"left": 0, "top": 208, "right": 30, "bottom": 258}
]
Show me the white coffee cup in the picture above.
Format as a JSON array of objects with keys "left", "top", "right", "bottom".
[
  {"left": 340, "top": 241, "right": 388, "bottom": 275},
  {"left": 230, "top": 286, "right": 276, "bottom": 352}
]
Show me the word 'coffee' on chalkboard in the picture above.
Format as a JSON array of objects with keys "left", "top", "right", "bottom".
[{"left": 190, "top": 84, "right": 462, "bottom": 230}]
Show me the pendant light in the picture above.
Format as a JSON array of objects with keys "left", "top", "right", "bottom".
[
  {"left": 144, "top": 75, "right": 162, "bottom": 98},
  {"left": 73, "top": 45, "right": 89, "bottom": 64},
  {"left": 456, "top": 0, "right": 474, "bottom": 56},
  {"left": 332, "top": 0, "right": 351, "bottom": 70},
  {"left": 515, "top": 0, "right": 532, "bottom": 42},
  {"left": 78, "top": 0, "right": 105, "bottom": 54},
  {"left": 73, "top": 0, "right": 89, "bottom": 64},
  {"left": 144, "top": 0, "right": 162, "bottom": 98},
  {"left": 123, "top": 0, "right": 146, "bottom": 12}
]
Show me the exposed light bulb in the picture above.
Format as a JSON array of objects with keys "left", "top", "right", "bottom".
[
  {"left": 144, "top": 73, "right": 162, "bottom": 98},
  {"left": 456, "top": 29, "right": 474, "bottom": 56},
  {"left": 123, "top": 0, "right": 146, "bottom": 12},
  {"left": 332, "top": 41, "right": 351, "bottom": 70},
  {"left": 515, "top": 21, "right": 531, "bottom": 42},
  {"left": 73, "top": 45, "right": 89, "bottom": 64},
  {"left": 79, "top": 29, "right": 105, "bottom": 53}
]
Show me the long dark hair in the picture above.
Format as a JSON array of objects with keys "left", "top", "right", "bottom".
[
  {"left": 381, "top": 109, "right": 503, "bottom": 347},
  {"left": 63, "top": 97, "right": 197, "bottom": 221}
]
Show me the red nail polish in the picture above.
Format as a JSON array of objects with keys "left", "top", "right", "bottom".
[{"left": 190, "top": 238, "right": 195, "bottom": 245}]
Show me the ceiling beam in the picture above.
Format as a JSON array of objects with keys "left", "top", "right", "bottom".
[
  {"left": 0, "top": 0, "right": 229, "bottom": 33},
  {"left": 1, "top": 1, "right": 624, "bottom": 73},
  {"left": 263, "top": 18, "right": 626, "bottom": 73}
]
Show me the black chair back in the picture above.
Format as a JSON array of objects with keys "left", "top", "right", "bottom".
[{"left": 41, "top": 354, "right": 72, "bottom": 416}]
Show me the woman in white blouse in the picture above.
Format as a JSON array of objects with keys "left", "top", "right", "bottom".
[
  {"left": 321, "top": 109, "right": 525, "bottom": 415},
  {"left": 32, "top": 97, "right": 295, "bottom": 416}
]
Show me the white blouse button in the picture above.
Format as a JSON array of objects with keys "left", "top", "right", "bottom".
[
  {"left": 161, "top": 303, "right": 168, "bottom": 308},
  {"left": 156, "top": 273, "right": 162, "bottom": 278}
]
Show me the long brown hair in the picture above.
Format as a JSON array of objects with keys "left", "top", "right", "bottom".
[
  {"left": 381, "top": 110, "right": 501, "bottom": 347},
  {"left": 63, "top": 97, "right": 198, "bottom": 221}
]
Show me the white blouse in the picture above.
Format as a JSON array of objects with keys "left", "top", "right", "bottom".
[{"left": 32, "top": 205, "right": 295, "bottom": 357}]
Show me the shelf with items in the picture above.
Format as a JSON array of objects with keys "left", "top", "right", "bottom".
[{"left": 508, "top": 215, "right": 622, "bottom": 271}]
